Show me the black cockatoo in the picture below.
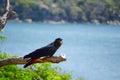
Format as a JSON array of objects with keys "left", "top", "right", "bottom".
[{"left": 23, "top": 38, "right": 63, "bottom": 68}]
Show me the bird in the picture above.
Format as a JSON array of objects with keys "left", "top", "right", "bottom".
[{"left": 23, "top": 38, "right": 63, "bottom": 68}]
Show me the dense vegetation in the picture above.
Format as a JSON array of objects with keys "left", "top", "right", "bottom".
[
  {"left": 0, "top": 0, "right": 120, "bottom": 24},
  {"left": 0, "top": 53, "right": 71, "bottom": 80}
]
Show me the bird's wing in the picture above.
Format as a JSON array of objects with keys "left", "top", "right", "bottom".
[
  {"left": 24, "top": 46, "right": 53, "bottom": 59},
  {"left": 23, "top": 42, "right": 55, "bottom": 59}
]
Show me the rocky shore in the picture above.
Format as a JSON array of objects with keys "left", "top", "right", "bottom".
[{"left": 11, "top": 18, "right": 120, "bottom": 25}]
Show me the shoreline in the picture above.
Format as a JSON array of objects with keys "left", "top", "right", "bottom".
[{"left": 9, "top": 18, "right": 120, "bottom": 25}]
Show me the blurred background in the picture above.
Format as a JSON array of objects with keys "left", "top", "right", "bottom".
[
  {"left": 0, "top": 0, "right": 120, "bottom": 24},
  {"left": 0, "top": 0, "right": 120, "bottom": 80}
]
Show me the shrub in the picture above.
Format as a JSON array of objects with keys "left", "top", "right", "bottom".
[{"left": 0, "top": 53, "right": 71, "bottom": 80}]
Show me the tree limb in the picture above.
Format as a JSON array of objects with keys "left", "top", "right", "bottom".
[
  {"left": 0, "top": 54, "right": 66, "bottom": 67},
  {"left": 0, "top": 0, "right": 10, "bottom": 30},
  {"left": 0, "top": 0, "right": 16, "bottom": 31}
]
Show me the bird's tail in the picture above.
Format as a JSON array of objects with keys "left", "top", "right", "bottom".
[{"left": 24, "top": 59, "right": 38, "bottom": 68}]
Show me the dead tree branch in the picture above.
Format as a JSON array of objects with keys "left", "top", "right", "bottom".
[
  {"left": 0, "top": 54, "right": 66, "bottom": 67},
  {"left": 0, "top": 0, "right": 16, "bottom": 31},
  {"left": 0, "top": 0, "right": 10, "bottom": 30}
]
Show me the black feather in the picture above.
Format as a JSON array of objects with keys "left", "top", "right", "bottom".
[{"left": 23, "top": 38, "right": 63, "bottom": 68}]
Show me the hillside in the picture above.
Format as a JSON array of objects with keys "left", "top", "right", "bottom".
[{"left": 0, "top": 0, "right": 120, "bottom": 24}]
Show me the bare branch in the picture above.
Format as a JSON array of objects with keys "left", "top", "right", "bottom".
[
  {"left": 0, "top": 0, "right": 9, "bottom": 30},
  {"left": 0, "top": 54, "right": 66, "bottom": 67},
  {"left": 0, "top": 0, "right": 16, "bottom": 31},
  {"left": 3, "top": 0, "right": 10, "bottom": 17}
]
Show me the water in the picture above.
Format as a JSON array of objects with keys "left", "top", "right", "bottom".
[{"left": 1, "top": 22, "right": 120, "bottom": 80}]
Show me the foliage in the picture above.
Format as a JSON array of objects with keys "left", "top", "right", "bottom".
[
  {"left": 0, "top": 53, "right": 71, "bottom": 80},
  {"left": 0, "top": 0, "right": 120, "bottom": 23},
  {"left": 0, "top": 35, "right": 7, "bottom": 41},
  {"left": 0, "top": 31, "right": 7, "bottom": 41}
]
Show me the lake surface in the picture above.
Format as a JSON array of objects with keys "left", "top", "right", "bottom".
[{"left": 1, "top": 22, "right": 120, "bottom": 80}]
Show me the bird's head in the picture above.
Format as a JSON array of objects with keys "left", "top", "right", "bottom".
[{"left": 54, "top": 38, "right": 63, "bottom": 48}]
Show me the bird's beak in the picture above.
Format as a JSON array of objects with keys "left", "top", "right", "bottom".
[{"left": 59, "top": 40, "right": 63, "bottom": 44}]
